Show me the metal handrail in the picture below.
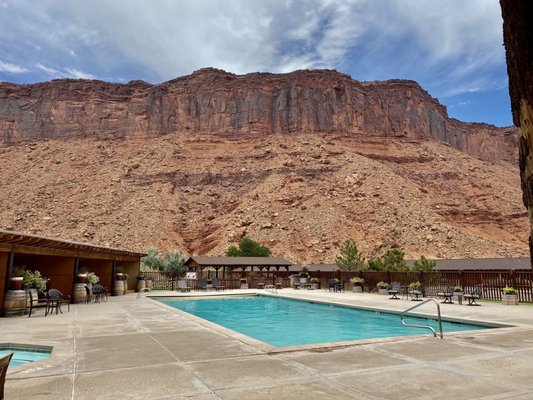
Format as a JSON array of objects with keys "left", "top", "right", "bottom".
[
  {"left": 264, "top": 284, "right": 277, "bottom": 294},
  {"left": 400, "top": 298, "right": 443, "bottom": 338}
]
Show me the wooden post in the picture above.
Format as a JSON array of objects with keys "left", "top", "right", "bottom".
[
  {"left": 4, "top": 246, "right": 14, "bottom": 292},
  {"left": 72, "top": 256, "right": 79, "bottom": 284}
]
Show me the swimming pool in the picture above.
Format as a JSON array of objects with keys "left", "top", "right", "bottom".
[
  {"left": 0, "top": 346, "right": 51, "bottom": 368},
  {"left": 158, "top": 295, "right": 492, "bottom": 347}
]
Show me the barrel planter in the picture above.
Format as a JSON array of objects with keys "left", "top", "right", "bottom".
[
  {"left": 146, "top": 279, "right": 153, "bottom": 290},
  {"left": 123, "top": 279, "right": 128, "bottom": 295},
  {"left": 3, "top": 290, "right": 26, "bottom": 317},
  {"left": 113, "top": 280, "right": 124, "bottom": 296},
  {"left": 115, "top": 273, "right": 123, "bottom": 281},
  {"left": 136, "top": 279, "right": 146, "bottom": 292},
  {"left": 73, "top": 283, "right": 87, "bottom": 304}
]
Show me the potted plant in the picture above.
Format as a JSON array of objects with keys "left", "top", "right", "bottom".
[
  {"left": 309, "top": 277, "right": 320, "bottom": 290},
  {"left": 23, "top": 270, "right": 49, "bottom": 307},
  {"left": 77, "top": 273, "right": 87, "bottom": 283},
  {"left": 85, "top": 272, "right": 99, "bottom": 290},
  {"left": 10, "top": 265, "right": 25, "bottom": 290},
  {"left": 377, "top": 281, "right": 390, "bottom": 295},
  {"left": 502, "top": 286, "right": 518, "bottom": 305},
  {"left": 350, "top": 277, "right": 365, "bottom": 293}
]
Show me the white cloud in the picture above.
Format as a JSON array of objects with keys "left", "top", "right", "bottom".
[
  {"left": 0, "top": 0, "right": 507, "bottom": 95},
  {"left": 0, "top": 60, "right": 28, "bottom": 74},
  {"left": 64, "top": 68, "right": 95, "bottom": 79}
]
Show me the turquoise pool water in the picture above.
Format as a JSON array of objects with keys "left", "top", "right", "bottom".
[
  {"left": 160, "top": 295, "right": 490, "bottom": 347},
  {"left": 0, "top": 348, "right": 51, "bottom": 368}
]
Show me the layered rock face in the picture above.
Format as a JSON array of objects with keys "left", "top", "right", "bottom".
[{"left": 0, "top": 68, "right": 517, "bottom": 161}]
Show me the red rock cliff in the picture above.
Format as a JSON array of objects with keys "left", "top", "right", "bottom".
[{"left": 0, "top": 68, "right": 517, "bottom": 161}]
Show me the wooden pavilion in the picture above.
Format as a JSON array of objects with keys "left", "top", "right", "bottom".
[
  {"left": 0, "top": 229, "right": 145, "bottom": 313},
  {"left": 185, "top": 256, "right": 292, "bottom": 278}
]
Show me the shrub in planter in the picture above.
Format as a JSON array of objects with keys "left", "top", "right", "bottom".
[
  {"left": 377, "top": 281, "right": 390, "bottom": 289},
  {"left": 409, "top": 281, "right": 422, "bottom": 291},
  {"left": 502, "top": 286, "right": 518, "bottom": 305},
  {"left": 85, "top": 272, "right": 100, "bottom": 285},
  {"left": 350, "top": 277, "right": 365, "bottom": 292},
  {"left": 377, "top": 281, "right": 389, "bottom": 294}
]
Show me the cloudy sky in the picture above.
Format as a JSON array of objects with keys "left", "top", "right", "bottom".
[{"left": 0, "top": 0, "right": 511, "bottom": 126}]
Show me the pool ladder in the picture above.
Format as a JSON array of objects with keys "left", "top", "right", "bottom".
[
  {"left": 400, "top": 298, "right": 443, "bottom": 338},
  {"left": 264, "top": 285, "right": 278, "bottom": 294}
]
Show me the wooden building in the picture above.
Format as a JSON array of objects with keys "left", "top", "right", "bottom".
[
  {"left": 185, "top": 256, "right": 292, "bottom": 276},
  {"left": 0, "top": 230, "right": 145, "bottom": 312}
]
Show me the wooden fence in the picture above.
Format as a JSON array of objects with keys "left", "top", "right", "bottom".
[{"left": 141, "top": 270, "right": 533, "bottom": 302}]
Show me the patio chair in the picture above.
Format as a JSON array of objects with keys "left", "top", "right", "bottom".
[
  {"left": 293, "top": 278, "right": 301, "bottom": 289},
  {"left": 274, "top": 277, "right": 283, "bottom": 289},
  {"left": 212, "top": 277, "right": 225, "bottom": 291},
  {"left": 464, "top": 285, "right": 482, "bottom": 306},
  {"left": 198, "top": 278, "right": 208, "bottom": 291},
  {"left": 47, "top": 289, "right": 69, "bottom": 314},
  {"left": 92, "top": 284, "right": 104, "bottom": 303},
  {"left": 437, "top": 286, "right": 454, "bottom": 304},
  {"left": 387, "top": 282, "right": 401, "bottom": 300},
  {"left": 328, "top": 279, "right": 337, "bottom": 292},
  {"left": 257, "top": 276, "right": 265, "bottom": 289},
  {"left": 177, "top": 280, "right": 191, "bottom": 292},
  {"left": 0, "top": 352, "right": 13, "bottom": 400},
  {"left": 408, "top": 285, "right": 423, "bottom": 301},
  {"left": 27, "top": 290, "right": 49, "bottom": 317}
]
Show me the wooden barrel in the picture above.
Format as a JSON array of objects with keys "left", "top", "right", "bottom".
[
  {"left": 145, "top": 279, "right": 153, "bottom": 290},
  {"left": 123, "top": 280, "right": 128, "bottom": 294},
  {"left": 113, "top": 280, "right": 124, "bottom": 296},
  {"left": 136, "top": 279, "right": 146, "bottom": 292},
  {"left": 73, "top": 283, "right": 87, "bottom": 304},
  {"left": 3, "top": 290, "right": 26, "bottom": 317}
]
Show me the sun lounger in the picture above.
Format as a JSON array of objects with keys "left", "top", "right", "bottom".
[
  {"left": 212, "top": 277, "right": 225, "bottom": 291},
  {"left": 177, "top": 280, "right": 191, "bottom": 292}
]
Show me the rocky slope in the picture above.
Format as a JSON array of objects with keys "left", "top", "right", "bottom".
[
  {"left": 0, "top": 69, "right": 527, "bottom": 262},
  {"left": 0, "top": 132, "right": 527, "bottom": 263},
  {"left": 0, "top": 68, "right": 518, "bottom": 162}
]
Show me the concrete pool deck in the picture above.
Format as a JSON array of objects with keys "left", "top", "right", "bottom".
[{"left": 2, "top": 289, "right": 533, "bottom": 399}]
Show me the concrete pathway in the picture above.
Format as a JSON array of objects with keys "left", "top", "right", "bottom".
[{"left": 2, "top": 289, "right": 533, "bottom": 399}]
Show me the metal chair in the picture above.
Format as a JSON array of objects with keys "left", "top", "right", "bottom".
[
  {"left": 464, "top": 285, "right": 482, "bottom": 306},
  {"left": 47, "top": 289, "right": 65, "bottom": 315},
  {"left": 92, "top": 284, "right": 104, "bottom": 303},
  {"left": 27, "top": 290, "right": 49, "bottom": 317},
  {"left": 0, "top": 352, "right": 13, "bottom": 400}
]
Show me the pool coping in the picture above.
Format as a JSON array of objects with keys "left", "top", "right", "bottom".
[
  {"left": 147, "top": 292, "right": 516, "bottom": 354},
  {"left": 0, "top": 342, "right": 54, "bottom": 374}
]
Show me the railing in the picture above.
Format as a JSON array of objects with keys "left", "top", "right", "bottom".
[
  {"left": 139, "top": 270, "right": 533, "bottom": 302},
  {"left": 400, "top": 298, "right": 443, "bottom": 339}
]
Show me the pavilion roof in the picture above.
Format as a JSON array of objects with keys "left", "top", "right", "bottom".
[{"left": 185, "top": 256, "right": 292, "bottom": 267}]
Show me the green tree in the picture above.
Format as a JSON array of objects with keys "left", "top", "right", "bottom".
[
  {"left": 142, "top": 248, "right": 187, "bottom": 277},
  {"left": 161, "top": 250, "right": 187, "bottom": 277},
  {"left": 225, "top": 236, "right": 272, "bottom": 257},
  {"left": 335, "top": 239, "right": 365, "bottom": 271},
  {"left": 382, "top": 248, "right": 408, "bottom": 271},
  {"left": 411, "top": 255, "right": 436, "bottom": 271},
  {"left": 141, "top": 248, "right": 163, "bottom": 271},
  {"left": 366, "top": 257, "right": 386, "bottom": 271}
]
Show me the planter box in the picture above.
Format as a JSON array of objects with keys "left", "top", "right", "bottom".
[
  {"left": 502, "top": 294, "right": 519, "bottom": 305},
  {"left": 352, "top": 286, "right": 362, "bottom": 293},
  {"left": 378, "top": 288, "right": 389, "bottom": 295}
]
